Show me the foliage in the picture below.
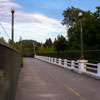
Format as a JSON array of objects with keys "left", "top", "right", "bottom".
[
  {"left": 54, "top": 35, "right": 68, "bottom": 52},
  {"left": 44, "top": 38, "right": 52, "bottom": 48},
  {"left": 37, "top": 6, "right": 100, "bottom": 62},
  {"left": 62, "top": 6, "right": 100, "bottom": 51},
  {"left": 39, "top": 45, "right": 46, "bottom": 53},
  {"left": 0, "top": 37, "right": 6, "bottom": 42},
  {"left": 62, "top": 6, "right": 81, "bottom": 27},
  {"left": 20, "top": 55, "right": 23, "bottom": 67}
]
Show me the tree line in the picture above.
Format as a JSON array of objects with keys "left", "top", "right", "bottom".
[
  {"left": 38, "top": 6, "right": 100, "bottom": 53},
  {"left": 1, "top": 6, "right": 99, "bottom": 60}
]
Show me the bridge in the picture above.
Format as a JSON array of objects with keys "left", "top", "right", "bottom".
[
  {"left": 0, "top": 42, "right": 100, "bottom": 100},
  {"left": 15, "top": 57, "right": 100, "bottom": 100}
]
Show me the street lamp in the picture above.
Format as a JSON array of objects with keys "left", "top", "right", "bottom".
[
  {"left": 78, "top": 12, "right": 84, "bottom": 59},
  {"left": 11, "top": 8, "right": 15, "bottom": 47},
  {"left": 20, "top": 36, "right": 22, "bottom": 53},
  {"left": 32, "top": 42, "right": 35, "bottom": 57}
]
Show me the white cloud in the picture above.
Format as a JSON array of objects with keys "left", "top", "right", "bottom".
[
  {"left": 0, "top": 0, "right": 9, "bottom": 1},
  {"left": 0, "top": 0, "right": 21, "bottom": 9},
  {"left": 0, "top": 2, "right": 21, "bottom": 8},
  {"left": 0, "top": 0, "right": 67, "bottom": 43}
]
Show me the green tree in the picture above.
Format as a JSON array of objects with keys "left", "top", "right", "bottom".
[
  {"left": 44, "top": 38, "right": 52, "bottom": 48},
  {"left": 62, "top": 6, "right": 100, "bottom": 50},
  {"left": 39, "top": 45, "right": 46, "bottom": 53},
  {"left": 54, "top": 35, "right": 68, "bottom": 52},
  {"left": 0, "top": 37, "right": 6, "bottom": 42},
  {"left": 62, "top": 6, "right": 82, "bottom": 39},
  {"left": 62, "top": 6, "right": 82, "bottom": 27}
]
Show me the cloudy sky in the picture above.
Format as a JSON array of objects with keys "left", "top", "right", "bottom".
[{"left": 0, "top": 0, "right": 100, "bottom": 43}]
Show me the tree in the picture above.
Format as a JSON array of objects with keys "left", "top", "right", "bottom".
[
  {"left": 62, "top": 6, "right": 82, "bottom": 27},
  {"left": 39, "top": 44, "right": 46, "bottom": 53},
  {"left": 54, "top": 35, "right": 68, "bottom": 52},
  {"left": 62, "top": 6, "right": 100, "bottom": 50},
  {"left": 44, "top": 38, "right": 52, "bottom": 48},
  {"left": 62, "top": 6, "right": 83, "bottom": 39},
  {"left": 0, "top": 37, "right": 6, "bottom": 42}
]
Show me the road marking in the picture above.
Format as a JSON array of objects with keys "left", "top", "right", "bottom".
[
  {"left": 40, "top": 66, "right": 86, "bottom": 100},
  {"left": 65, "top": 85, "right": 86, "bottom": 100},
  {"left": 65, "top": 85, "right": 80, "bottom": 96}
]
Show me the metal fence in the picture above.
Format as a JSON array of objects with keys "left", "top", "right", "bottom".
[
  {"left": 0, "top": 42, "right": 21, "bottom": 100},
  {"left": 38, "top": 50, "right": 100, "bottom": 63}
]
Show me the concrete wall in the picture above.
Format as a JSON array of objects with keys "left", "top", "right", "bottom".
[{"left": 0, "top": 42, "right": 21, "bottom": 100}]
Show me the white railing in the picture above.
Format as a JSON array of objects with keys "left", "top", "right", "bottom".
[{"left": 35, "top": 55, "right": 100, "bottom": 79}]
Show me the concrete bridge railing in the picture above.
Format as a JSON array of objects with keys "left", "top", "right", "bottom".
[
  {"left": 0, "top": 42, "right": 21, "bottom": 100},
  {"left": 35, "top": 55, "right": 100, "bottom": 79}
]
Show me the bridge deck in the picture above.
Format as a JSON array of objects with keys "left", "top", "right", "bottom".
[{"left": 16, "top": 58, "right": 100, "bottom": 100}]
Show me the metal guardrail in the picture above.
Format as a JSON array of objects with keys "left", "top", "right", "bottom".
[
  {"left": 35, "top": 55, "right": 100, "bottom": 79},
  {"left": 0, "top": 42, "right": 21, "bottom": 100}
]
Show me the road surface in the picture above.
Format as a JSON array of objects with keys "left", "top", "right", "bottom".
[{"left": 16, "top": 58, "right": 100, "bottom": 100}]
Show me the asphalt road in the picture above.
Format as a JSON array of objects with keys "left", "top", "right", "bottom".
[{"left": 16, "top": 58, "right": 100, "bottom": 100}]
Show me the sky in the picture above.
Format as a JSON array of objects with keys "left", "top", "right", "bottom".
[{"left": 0, "top": 0, "right": 100, "bottom": 43}]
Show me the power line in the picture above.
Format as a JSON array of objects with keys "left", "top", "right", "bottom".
[{"left": 0, "top": 23, "right": 10, "bottom": 39}]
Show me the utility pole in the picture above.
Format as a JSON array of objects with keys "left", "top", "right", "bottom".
[
  {"left": 11, "top": 9, "right": 15, "bottom": 47},
  {"left": 32, "top": 43, "right": 35, "bottom": 57},
  {"left": 78, "top": 12, "right": 84, "bottom": 59},
  {"left": 20, "top": 36, "right": 22, "bottom": 52}
]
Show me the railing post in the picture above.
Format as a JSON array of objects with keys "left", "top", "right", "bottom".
[
  {"left": 77, "top": 60, "right": 88, "bottom": 73},
  {"left": 58, "top": 58, "right": 61, "bottom": 65},
  {"left": 49, "top": 57, "right": 51, "bottom": 62},
  {"left": 54, "top": 58, "right": 57, "bottom": 64},
  {"left": 48, "top": 57, "right": 50, "bottom": 62},
  {"left": 46, "top": 57, "right": 48, "bottom": 61},
  {"left": 97, "top": 63, "right": 100, "bottom": 76},
  {"left": 43, "top": 56, "right": 45, "bottom": 60},
  {"left": 40, "top": 56, "right": 42, "bottom": 60},
  {"left": 45, "top": 56, "right": 46, "bottom": 61},
  {"left": 52, "top": 57, "right": 54, "bottom": 63},
  {"left": 40, "top": 56, "right": 41, "bottom": 59},
  {"left": 71, "top": 60, "right": 75, "bottom": 69},
  {"left": 44, "top": 56, "right": 45, "bottom": 60},
  {"left": 46, "top": 57, "right": 47, "bottom": 61},
  {"left": 50, "top": 57, "right": 52, "bottom": 62},
  {"left": 64, "top": 59, "right": 67, "bottom": 67},
  {"left": 45, "top": 56, "right": 47, "bottom": 61},
  {"left": 42, "top": 56, "right": 43, "bottom": 60},
  {"left": 51, "top": 57, "right": 53, "bottom": 63}
]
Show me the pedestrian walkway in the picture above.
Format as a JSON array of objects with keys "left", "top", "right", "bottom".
[{"left": 16, "top": 58, "right": 100, "bottom": 100}]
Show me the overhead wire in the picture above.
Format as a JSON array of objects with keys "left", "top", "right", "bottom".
[{"left": 0, "top": 23, "right": 10, "bottom": 40}]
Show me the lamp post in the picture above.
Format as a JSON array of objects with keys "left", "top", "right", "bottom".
[
  {"left": 78, "top": 12, "right": 84, "bottom": 59},
  {"left": 11, "top": 9, "right": 15, "bottom": 47},
  {"left": 20, "top": 36, "right": 22, "bottom": 53},
  {"left": 32, "top": 43, "right": 35, "bottom": 57}
]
